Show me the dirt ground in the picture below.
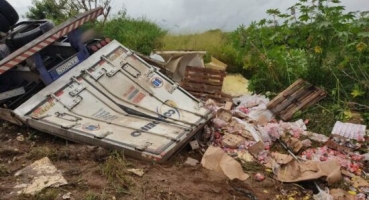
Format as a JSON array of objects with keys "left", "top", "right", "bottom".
[{"left": 0, "top": 120, "right": 313, "bottom": 200}]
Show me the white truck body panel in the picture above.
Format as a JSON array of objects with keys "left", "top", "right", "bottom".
[{"left": 14, "top": 41, "right": 212, "bottom": 162}]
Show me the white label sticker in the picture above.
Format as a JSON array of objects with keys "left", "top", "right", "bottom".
[{"left": 56, "top": 56, "right": 79, "bottom": 75}]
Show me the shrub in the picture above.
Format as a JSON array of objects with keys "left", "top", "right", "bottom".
[
  {"left": 230, "top": 0, "right": 369, "bottom": 108},
  {"left": 102, "top": 11, "right": 167, "bottom": 55}
]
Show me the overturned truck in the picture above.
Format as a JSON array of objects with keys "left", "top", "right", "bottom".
[{"left": 0, "top": 7, "right": 211, "bottom": 162}]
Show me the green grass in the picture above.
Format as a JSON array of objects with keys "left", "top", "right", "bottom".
[
  {"left": 101, "top": 13, "right": 167, "bottom": 55},
  {"left": 162, "top": 29, "right": 228, "bottom": 52},
  {"left": 100, "top": 151, "right": 135, "bottom": 194},
  {"left": 83, "top": 191, "right": 111, "bottom": 200},
  {"left": 27, "top": 146, "right": 57, "bottom": 160},
  {"left": 0, "top": 164, "right": 9, "bottom": 176},
  {"left": 17, "top": 188, "right": 59, "bottom": 200}
]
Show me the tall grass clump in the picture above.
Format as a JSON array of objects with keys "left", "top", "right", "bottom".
[{"left": 102, "top": 11, "right": 167, "bottom": 55}]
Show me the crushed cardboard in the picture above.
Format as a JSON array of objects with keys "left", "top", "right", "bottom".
[
  {"left": 201, "top": 146, "right": 249, "bottom": 181},
  {"left": 275, "top": 159, "right": 342, "bottom": 185},
  {"left": 271, "top": 152, "right": 294, "bottom": 165},
  {"left": 202, "top": 92, "right": 369, "bottom": 198},
  {"left": 330, "top": 188, "right": 356, "bottom": 200},
  {"left": 221, "top": 134, "right": 246, "bottom": 149},
  {"left": 248, "top": 141, "right": 265, "bottom": 157},
  {"left": 351, "top": 176, "right": 369, "bottom": 188},
  {"left": 237, "top": 151, "right": 255, "bottom": 162},
  {"left": 282, "top": 137, "right": 303, "bottom": 153}
]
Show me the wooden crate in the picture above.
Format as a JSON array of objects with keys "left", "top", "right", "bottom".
[
  {"left": 180, "top": 66, "right": 229, "bottom": 102},
  {"left": 267, "top": 79, "right": 326, "bottom": 121}
]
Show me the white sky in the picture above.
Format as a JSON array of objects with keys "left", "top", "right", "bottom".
[{"left": 9, "top": 0, "right": 369, "bottom": 33}]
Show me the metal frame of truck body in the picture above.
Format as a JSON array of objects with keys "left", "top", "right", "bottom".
[
  {"left": 0, "top": 7, "right": 103, "bottom": 75},
  {"left": 0, "top": 8, "right": 103, "bottom": 119},
  {"left": 31, "top": 29, "right": 90, "bottom": 85}
]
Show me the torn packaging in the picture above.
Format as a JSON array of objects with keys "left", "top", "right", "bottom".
[
  {"left": 282, "top": 137, "right": 303, "bottom": 153},
  {"left": 227, "top": 118, "right": 254, "bottom": 140},
  {"left": 201, "top": 146, "right": 249, "bottom": 180},
  {"left": 216, "top": 108, "right": 233, "bottom": 122},
  {"left": 227, "top": 117, "right": 263, "bottom": 142},
  {"left": 221, "top": 134, "right": 246, "bottom": 149},
  {"left": 275, "top": 159, "right": 342, "bottom": 185},
  {"left": 212, "top": 108, "right": 232, "bottom": 128},
  {"left": 271, "top": 152, "right": 294, "bottom": 165},
  {"left": 232, "top": 94, "right": 274, "bottom": 123},
  {"left": 330, "top": 188, "right": 355, "bottom": 200}
]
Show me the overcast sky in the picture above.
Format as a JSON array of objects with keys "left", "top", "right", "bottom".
[{"left": 9, "top": 0, "right": 369, "bottom": 33}]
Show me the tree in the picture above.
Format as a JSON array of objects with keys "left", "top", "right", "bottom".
[
  {"left": 73, "top": 0, "right": 111, "bottom": 25},
  {"left": 26, "top": 0, "right": 75, "bottom": 24},
  {"left": 26, "top": 0, "right": 111, "bottom": 25}
]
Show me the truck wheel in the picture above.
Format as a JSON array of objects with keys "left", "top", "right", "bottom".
[
  {"left": 0, "top": 44, "right": 10, "bottom": 60},
  {"left": 6, "top": 20, "right": 55, "bottom": 50},
  {"left": 0, "top": 0, "right": 19, "bottom": 26},
  {"left": 0, "top": 13, "right": 10, "bottom": 33}
]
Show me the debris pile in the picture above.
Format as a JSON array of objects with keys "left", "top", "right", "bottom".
[{"left": 198, "top": 80, "right": 369, "bottom": 199}]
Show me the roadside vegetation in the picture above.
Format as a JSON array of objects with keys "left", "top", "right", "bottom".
[
  {"left": 26, "top": 0, "right": 369, "bottom": 128},
  {"left": 162, "top": 0, "right": 369, "bottom": 127},
  {"left": 101, "top": 10, "right": 167, "bottom": 55},
  {"left": 3, "top": 0, "right": 366, "bottom": 198}
]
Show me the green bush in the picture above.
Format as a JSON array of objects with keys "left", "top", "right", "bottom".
[
  {"left": 102, "top": 11, "right": 167, "bottom": 55},
  {"left": 229, "top": 0, "right": 369, "bottom": 107}
]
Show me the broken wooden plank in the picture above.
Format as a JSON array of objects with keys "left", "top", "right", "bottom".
[
  {"left": 271, "top": 86, "right": 312, "bottom": 113},
  {"left": 280, "top": 89, "right": 322, "bottom": 121},
  {"left": 180, "top": 66, "right": 227, "bottom": 102},
  {"left": 267, "top": 79, "right": 326, "bottom": 121},
  {"left": 267, "top": 79, "right": 305, "bottom": 109},
  {"left": 181, "top": 84, "right": 222, "bottom": 94},
  {"left": 186, "top": 66, "right": 226, "bottom": 74}
]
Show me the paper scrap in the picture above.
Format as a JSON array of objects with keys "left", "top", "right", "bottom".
[
  {"left": 201, "top": 146, "right": 249, "bottom": 180},
  {"left": 14, "top": 157, "right": 67, "bottom": 195}
]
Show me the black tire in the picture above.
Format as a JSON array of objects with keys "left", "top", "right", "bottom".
[
  {"left": 0, "top": 13, "right": 10, "bottom": 33},
  {"left": 6, "top": 20, "right": 55, "bottom": 50},
  {"left": 0, "top": 0, "right": 19, "bottom": 26},
  {"left": 0, "top": 44, "right": 10, "bottom": 60}
]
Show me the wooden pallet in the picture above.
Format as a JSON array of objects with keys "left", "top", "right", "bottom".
[
  {"left": 267, "top": 79, "right": 326, "bottom": 121},
  {"left": 180, "top": 66, "right": 229, "bottom": 102}
]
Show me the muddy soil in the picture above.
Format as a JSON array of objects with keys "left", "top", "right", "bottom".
[{"left": 0, "top": 121, "right": 311, "bottom": 200}]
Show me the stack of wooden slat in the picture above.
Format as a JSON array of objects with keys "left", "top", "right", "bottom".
[
  {"left": 180, "top": 66, "right": 230, "bottom": 102},
  {"left": 267, "top": 79, "right": 326, "bottom": 121}
]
